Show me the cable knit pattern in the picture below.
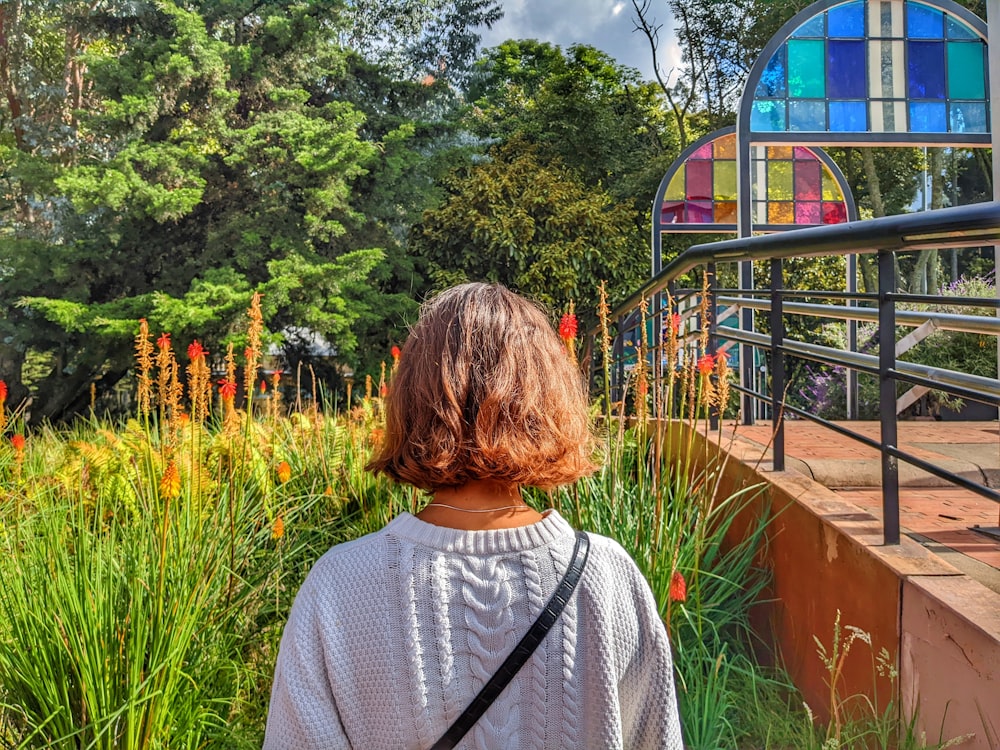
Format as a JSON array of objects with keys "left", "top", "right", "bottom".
[{"left": 263, "top": 510, "right": 685, "bottom": 750}]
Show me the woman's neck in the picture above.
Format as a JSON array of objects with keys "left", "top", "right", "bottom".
[{"left": 415, "top": 479, "right": 545, "bottom": 530}]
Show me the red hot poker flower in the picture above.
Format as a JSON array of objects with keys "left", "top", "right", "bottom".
[
  {"left": 10, "top": 434, "right": 25, "bottom": 451},
  {"left": 187, "top": 340, "right": 207, "bottom": 361},
  {"left": 217, "top": 379, "right": 238, "bottom": 400},
  {"left": 0, "top": 379, "right": 7, "bottom": 402},
  {"left": 390, "top": 345, "right": 401, "bottom": 363},
  {"left": 157, "top": 333, "right": 171, "bottom": 350},
  {"left": 558, "top": 313, "right": 578, "bottom": 342},
  {"left": 671, "top": 313, "right": 682, "bottom": 334},
  {"left": 697, "top": 354, "right": 716, "bottom": 375},
  {"left": 669, "top": 571, "right": 687, "bottom": 603}
]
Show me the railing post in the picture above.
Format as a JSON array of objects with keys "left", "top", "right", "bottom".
[
  {"left": 770, "top": 258, "right": 785, "bottom": 472},
  {"left": 707, "top": 263, "right": 719, "bottom": 430},
  {"left": 878, "top": 249, "right": 901, "bottom": 545}
]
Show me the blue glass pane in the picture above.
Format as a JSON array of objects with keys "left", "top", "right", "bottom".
[
  {"left": 827, "top": 2, "right": 864, "bottom": 37},
  {"left": 950, "top": 102, "right": 988, "bottom": 133},
  {"left": 907, "top": 2, "right": 944, "bottom": 38},
  {"left": 907, "top": 41, "right": 945, "bottom": 98},
  {"left": 828, "top": 40, "right": 866, "bottom": 97},
  {"left": 789, "top": 100, "right": 826, "bottom": 131},
  {"left": 909, "top": 101, "right": 947, "bottom": 131},
  {"left": 751, "top": 100, "right": 787, "bottom": 131},
  {"left": 755, "top": 49, "right": 786, "bottom": 97},
  {"left": 792, "top": 15, "right": 825, "bottom": 38},
  {"left": 946, "top": 17, "right": 979, "bottom": 39},
  {"left": 829, "top": 101, "right": 867, "bottom": 131}
]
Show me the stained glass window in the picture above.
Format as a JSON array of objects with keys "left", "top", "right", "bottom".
[
  {"left": 658, "top": 132, "right": 852, "bottom": 230},
  {"left": 749, "top": 0, "right": 989, "bottom": 136}
]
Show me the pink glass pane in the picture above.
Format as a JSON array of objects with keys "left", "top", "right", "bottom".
[
  {"left": 795, "top": 202, "right": 822, "bottom": 223},
  {"left": 794, "top": 161, "right": 822, "bottom": 200},
  {"left": 691, "top": 143, "right": 713, "bottom": 159},
  {"left": 793, "top": 147, "right": 814, "bottom": 160},
  {"left": 686, "top": 161, "right": 713, "bottom": 200},
  {"left": 823, "top": 202, "right": 848, "bottom": 224},
  {"left": 769, "top": 201, "right": 794, "bottom": 224},
  {"left": 686, "top": 201, "right": 713, "bottom": 223},
  {"left": 715, "top": 201, "right": 737, "bottom": 223},
  {"left": 662, "top": 201, "right": 685, "bottom": 224}
]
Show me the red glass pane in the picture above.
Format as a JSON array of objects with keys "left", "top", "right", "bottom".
[
  {"left": 686, "top": 201, "right": 713, "bottom": 223},
  {"left": 795, "top": 202, "right": 821, "bottom": 224},
  {"left": 686, "top": 161, "right": 713, "bottom": 200},
  {"left": 662, "top": 201, "right": 685, "bottom": 224},
  {"left": 795, "top": 161, "right": 822, "bottom": 201},
  {"left": 823, "top": 202, "right": 848, "bottom": 224}
]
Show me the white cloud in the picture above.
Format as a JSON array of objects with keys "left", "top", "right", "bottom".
[{"left": 612, "top": 2, "right": 625, "bottom": 17}]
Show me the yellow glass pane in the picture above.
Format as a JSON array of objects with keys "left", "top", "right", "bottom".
[
  {"left": 714, "top": 134, "right": 737, "bottom": 159},
  {"left": 714, "top": 160, "right": 737, "bottom": 200},
  {"left": 768, "top": 146, "right": 793, "bottom": 160},
  {"left": 715, "top": 201, "right": 737, "bottom": 223},
  {"left": 767, "top": 161, "right": 794, "bottom": 200},
  {"left": 666, "top": 172, "right": 685, "bottom": 200},
  {"left": 821, "top": 168, "right": 843, "bottom": 201},
  {"left": 768, "top": 201, "right": 794, "bottom": 224}
]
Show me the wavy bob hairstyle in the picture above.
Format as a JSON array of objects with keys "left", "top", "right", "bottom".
[{"left": 367, "top": 283, "right": 598, "bottom": 491}]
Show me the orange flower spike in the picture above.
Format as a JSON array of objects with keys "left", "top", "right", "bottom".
[
  {"left": 260, "top": 379, "right": 267, "bottom": 394},
  {"left": 0, "top": 379, "right": 7, "bottom": 403},
  {"left": 276, "top": 460, "right": 292, "bottom": 484},
  {"left": 10, "top": 434, "right": 25, "bottom": 452},
  {"left": 697, "top": 353, "right": 716, "bottom": 376},
  {"left": 272, "top": 515, "right": 285, "bottom": 540},
  {"left": 156, "top": 332, "right": 171, "bottom": 351},
  {"left": 160, "top": 461, "right": 181, "bottom": 500},
  {"left": 187, "top": 340, "right": 206, "bottom": 361},
  {"left": 669, "top": 571, "right": 687, "bottom": 603},
  {"left": 558, "top": 312, "right": 578, "bottom": 342},
  {"left": 218, "top": 379, "right": 238, "bottom": 401},
  {"left": 671, "top": 313, "right": 682, "bottom": 335},
  {"left": 390, "top": 345, "right": 401, "bottom": 369}
]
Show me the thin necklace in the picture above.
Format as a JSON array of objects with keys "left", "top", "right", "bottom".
[{"left": 424, "top": 503, "right": 533, "bottom": 513}]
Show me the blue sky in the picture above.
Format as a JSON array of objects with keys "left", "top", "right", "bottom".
[{"left": 477, "top": 0, "right": 681, "bottom": 83}]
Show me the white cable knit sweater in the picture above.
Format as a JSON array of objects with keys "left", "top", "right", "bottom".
[{"left": 263, "top": 510, "right": 684, "bottom": 749}]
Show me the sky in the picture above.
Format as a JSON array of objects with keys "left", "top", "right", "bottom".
[{"left": 477, "top": 0, "right": 682, "bottom": 84}]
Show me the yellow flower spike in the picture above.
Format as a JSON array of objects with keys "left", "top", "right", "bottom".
[
  {"left": 160, "top": 461, "right": 181, "bottom": 500},
  {"left": 272, "top": 515, "right": 285, "bottom": 540}
]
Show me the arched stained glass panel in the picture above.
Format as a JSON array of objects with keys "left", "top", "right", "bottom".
[{"left": 748, "top": 0, "right": 989, "bottom": 137}]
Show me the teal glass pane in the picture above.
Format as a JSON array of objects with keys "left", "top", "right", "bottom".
[
  {"left": 792, "top": 15, "right": 825, "bottom": 38},
  {"left": 909, "top": 101, "right": 947, "bottom": 131},
  {"left": 947, "top": 42, "right": 985, "bottom": 99},
  {"left": 829, "top": 101, "right": 867, "bottom": 131},
  {"left": 787, "top": 40, "right": 826, "bottom": 98},
  {"left": 756, "top": 49, "right": 786, "bottom": 97},
  {"left": 789, "top": 100, "right": 826, "bottom": 130},
  {"left": 907, "top": 3, "right": 944, "bottom": 38},
  {"left": 907, "top": 41, "right": 945, "bottom": 98},
  {"left": 828, "top": 40, "right": 866, "bottom": 97},
  {"left": 827, "top": 2, "right": 864, "bottom": 37},
  {"left": 751, "top": 100, "right": 786, "bottom": 131},
  {"left": 950, "top": 102, "right": 987, "bottom": 133},
  {"left": 946, "top": 17, "right": 978, "bottom": 39}
]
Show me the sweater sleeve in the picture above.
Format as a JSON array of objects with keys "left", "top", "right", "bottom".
[
  {"left": 620, "top": 561, "right": 685, "bottom": 750},
  {"left": 263, "top": 584, "right": 351, "bottom": 750}
]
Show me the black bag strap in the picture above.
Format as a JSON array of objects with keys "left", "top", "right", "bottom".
[{"left": 429, "top": 530, "right": 590, "bottom": 750}]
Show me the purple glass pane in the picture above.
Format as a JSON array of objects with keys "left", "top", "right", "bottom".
[
  {"left": 827, "top": 41, "right": 866, "bottom": 98},
  {"left": 691, "top": 143, "right": 713, "bottom": 160},
  {"left": 686, "top": 160, "right": 712, "bottom": 200},
  {"left": 686, "top": 201, "right": 713, "bottom": 223},
  {"left": 907, "top": 41, "right": 945, "bottom": 99},
  {"left": 662, "top": 201, "right": 685, "bottom": 224},
  {"left": 795, "top": 161, "right": 822, "bottom": 201},
  {"left": 829, "top": 101, "right": 867, "bottom": 131},
  {"left": 909, "top": 101, "right": 947, "bottom": 132},
  {"left": 796, "top": 202, "right": 822, "bottom": 224},
  {"left": 823, "top": 202, "right": 848, "bottom": 224}
]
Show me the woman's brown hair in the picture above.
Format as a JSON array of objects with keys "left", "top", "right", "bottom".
[{"left": 367, "top": 283, "right": 598, "bottom": 491}]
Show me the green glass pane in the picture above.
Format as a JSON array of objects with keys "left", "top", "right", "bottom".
[
  {"left": 714, "top": 160, "right": 737, "bottom": 200},
  {"left": 767, "top": 161, "right": 794, "bottom": 201},
  {"left": 665, "top": 172, "right": 685, "bottom": 200},
  {"left": 787, "top": 40, "right": 826, "bottom": 98},
  {"left": 947, "top": 42, "right": 985, "bottom": 99}
]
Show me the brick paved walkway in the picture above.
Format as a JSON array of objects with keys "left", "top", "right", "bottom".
[{"left": 720, "top": 420, "right": 1000, "bottom": 571}]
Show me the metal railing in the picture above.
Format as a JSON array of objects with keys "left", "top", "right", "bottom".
[{"left": 589, "top": 201, "right": 1000, "bottom": 545}]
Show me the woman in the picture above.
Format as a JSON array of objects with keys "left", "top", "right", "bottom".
[{"left": 264, "top": 283, "right": 684, "bottom": 749}]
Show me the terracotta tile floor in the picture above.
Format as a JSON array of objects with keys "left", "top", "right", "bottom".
[{"left": 723, "top": 420, "right": 1000, "bottom": 570}]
